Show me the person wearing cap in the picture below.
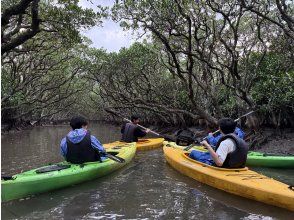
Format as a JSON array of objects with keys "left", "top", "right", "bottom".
[
  {"left": 200, "top": 118, "right": 249, "bottom": 168},
  {"left": 60, "top": 116, "right": 106, "bottom": 164},
  {"left": 121, "top": 115, "right": 150, "bottom": 142}
]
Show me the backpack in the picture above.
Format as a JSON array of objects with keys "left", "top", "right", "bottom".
[{"left": 175, "top": 129, "right": 197, "bottom": 146}]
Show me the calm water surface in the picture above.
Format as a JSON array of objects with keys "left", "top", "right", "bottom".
[{"left": 1, "top": 123, "right": 294, "bottom": 219}]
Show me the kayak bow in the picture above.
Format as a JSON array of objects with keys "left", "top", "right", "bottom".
[
  {"left": 1, "top": 142, "right": 136, "bottom": 202},
  {"left": 163, "top": 142, "right": 294, "bottom": 211}
]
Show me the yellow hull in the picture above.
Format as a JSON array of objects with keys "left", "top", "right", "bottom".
[
  {"left": 165, "top": 141, "right": 206, "bottom": 152},
  {"left": 163, "top": 144, "right": 294, "bottom": 211},
  {"left": 136, "top": 138, "right": 164, "bottom": 150},
  {"left": 104, "top": 138, "right": 164, "bottom": 151}
]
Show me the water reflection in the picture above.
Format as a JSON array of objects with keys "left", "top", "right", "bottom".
[
  {"left": 1, "top": 123, "right": 122, "bottom": 176},
  {"left": 1, "top": 124, "right": 294, "bottom": 219}
]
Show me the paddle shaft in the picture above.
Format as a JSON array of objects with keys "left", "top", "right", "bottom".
[
  {"left": 103, "top": 152, "right": 125, "bottom": 163},
  {"left": 203, "top": 110, "right": 255, "bottom": 140},
  {"left": 105, "top": 109, "right": 173, "bottom": 140},
  {"left": 123, "top": 118, "right": 161, "bottom": 136}
]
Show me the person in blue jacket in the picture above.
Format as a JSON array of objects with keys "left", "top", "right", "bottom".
[
  {"left": 206, "top": 127, "right": 245, "bottom": 147},
  {"left": 60, "top": 116, "right": 106, "bottom": 164},
  {"left": 200, "top": 119, "right": 248, "bottom": 168},
  {"left": 189, "top": 124, "right": 246, "bottom": 166}
]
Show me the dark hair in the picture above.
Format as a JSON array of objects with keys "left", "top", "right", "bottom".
[
  {"left": 70, "top": 116, "right": 88, "bottom": 130},
  {"left": 131, "top": 115, "right": 140, "bottom": 122},
  {"left": 218, "top": 118, "right": 237, "bottom": 134}
]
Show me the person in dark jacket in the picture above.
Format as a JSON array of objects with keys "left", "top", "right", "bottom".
[
  {"left": 60, "top": 116, "right": 106, "bottom": 164},
  {"left": 200, "top": 118, "right": 249, "bottom": 168},
  {"left": 121, "top": 115, "right": 150, "bottom": 142}
]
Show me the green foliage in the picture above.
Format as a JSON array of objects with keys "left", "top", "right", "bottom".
[
  {"left": 1, "top": 0, "right": 106, "bottom": 125},
  {"left": 252, "top": 53, "right": 294, "bottom": 111},
  {"left": 215, "top": 85, "right": 238, "bottom": 115},
  {"left": 2, "top": 0, "right": 294, "bottom": 128},
  {"left": 40, "top": 0, "right": 105, "bottom": 46}
]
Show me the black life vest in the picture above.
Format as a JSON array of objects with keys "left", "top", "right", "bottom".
[
  {"left": 215, "top": 133, "right": 249, "bottom": 168},
  {"left": 122, "top": 122, "right": 138, "bottom": 142},
  {"left": 66, "top": 131, "right": 101, "bottom": 164}
]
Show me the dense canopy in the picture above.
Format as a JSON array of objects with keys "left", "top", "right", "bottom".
[{"left": 1, "top": 0, "right": 294, "bottom": 130}]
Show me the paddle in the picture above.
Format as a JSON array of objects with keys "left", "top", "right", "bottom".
[
  {"left": 183, "top": 138, "right": 201, "bottom": 151},
  {"left": 100, "top": 152, "right": 125, "bottom": 163},
  {"left": 1, "top": 176, "right": 15, "bottom": 181},
  {"left": 184, "top": 111, "right": 256, "bottom": 151},
  {"left": 104, "top": 108, "right": 175, "bottom": 141},
  {"left": 122, "top": 118, "right": 175, "bottom": 142}
]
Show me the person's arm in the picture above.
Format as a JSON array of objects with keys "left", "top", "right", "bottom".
[
  {"left": 91, "top": 135, "right": 106, "bottom": 152},
  {"left": 60, "top": 138, "right": 67, "bottom": 157},
  {"left": 121, "top": 124, "right": 125, "bottom": 134},
  {"left": 235, "top": 127, "right": 245, "bottom": 139},
  {"left": 206, "top": 133, "right": 222, "bottom": 146},
  {"left": 201, "top": 140, "right": 224, "bottom": 166},
  {"left": 134, "top": 127, "right": 150, "bottom": 138}
]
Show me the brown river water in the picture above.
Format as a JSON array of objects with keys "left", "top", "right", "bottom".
[{"left": 1, "top": 123, "right": 294, "bottom": 219}]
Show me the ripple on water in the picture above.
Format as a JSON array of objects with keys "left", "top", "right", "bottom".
[{"left": 1, "top": 125, "right": 294, "bottom": 220}]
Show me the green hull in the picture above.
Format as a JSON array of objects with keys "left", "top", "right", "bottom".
[
  {"left": 1, "top": 142, "right": 136, "bottom": 202},
  {"left": 246, "top": 151, "right": 294, "bottom": 168}
]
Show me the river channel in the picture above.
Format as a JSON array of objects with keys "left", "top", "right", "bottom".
[{"left": 1, "top": 123, "right": 294, "bottom": 219}]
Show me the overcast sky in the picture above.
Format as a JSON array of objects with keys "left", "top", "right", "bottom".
[{"left": 79, "top": 0, "right": 138, "bottom": 52}]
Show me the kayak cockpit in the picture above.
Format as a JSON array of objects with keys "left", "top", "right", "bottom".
[{"left": 182, "top": 152, "right": 248, "bottom": 171}]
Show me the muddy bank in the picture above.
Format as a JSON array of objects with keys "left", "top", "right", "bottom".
[{"left": 256, "top": 129, "right": 294, "bottom": 155}]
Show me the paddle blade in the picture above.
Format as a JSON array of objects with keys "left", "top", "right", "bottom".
[
  {"left": 184, "top": 144, "right": 194, "bottom": 151},
  {"left": 1, "top": 176, "right": 15, "bottom": 181},
  {"left": 183, "top": 138, "right": 201, "bottom": 151},
  {"left": 105, "top": 153, "right": 125, "bottom": 163},
  {"left": 162, "top": 134, "right": 176, "bottom": 142}
]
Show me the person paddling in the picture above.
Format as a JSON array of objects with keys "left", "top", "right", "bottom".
[
  {"left": 60, "top": 116, "right": 106, "bottom": 164},
  {"left": 206, "top": 126, "right": 245, "bottom": 147},
  {"left": 121, "top": 115, "right": 150, "bottom": 142},
  {"left": 199, "top": 118, "right": 249, "bottom": 168}
]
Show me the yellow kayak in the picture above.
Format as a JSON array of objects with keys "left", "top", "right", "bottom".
[
  {"left": 104, "top": 138, "right": 164, "bottom": 151},
  {"left": 168, "top": 142, "right": 294, "bottom": 168},
  {"left": 163, "top": 142, "right": 294, "bottom": 211}
]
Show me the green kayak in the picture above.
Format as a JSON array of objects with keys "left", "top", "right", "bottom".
[
  {"left": 246, "top": 151, "right": 294, "bottom": 168},
  {"left": 165, "top": 141, "right": 294, "bottom": 169},
  {"left": 1, "top": 142, "right": 136, "bottom": 202}
]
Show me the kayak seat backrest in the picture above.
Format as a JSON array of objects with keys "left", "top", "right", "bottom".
[
  {"left": 35, "top": 164, "right": 71, "bottom": 174},
  {"left": 175, "top": 129, "right": 196, "bottom": 146}
]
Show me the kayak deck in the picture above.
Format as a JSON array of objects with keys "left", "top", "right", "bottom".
[
  {"left": 1, "top": 142, "right": 136, "bottom": 202},
  {"left": 136, "top": 138, "right": 164, "bottom": 150},
  {"left": 163, "top": 144, "right": 294, "bottom": 211},
  {"left": 105, "top": 138, "right": 164, "bottom": 151},
  {"left": 246, "top": 151, "right": 294, "bottom": 168}
]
